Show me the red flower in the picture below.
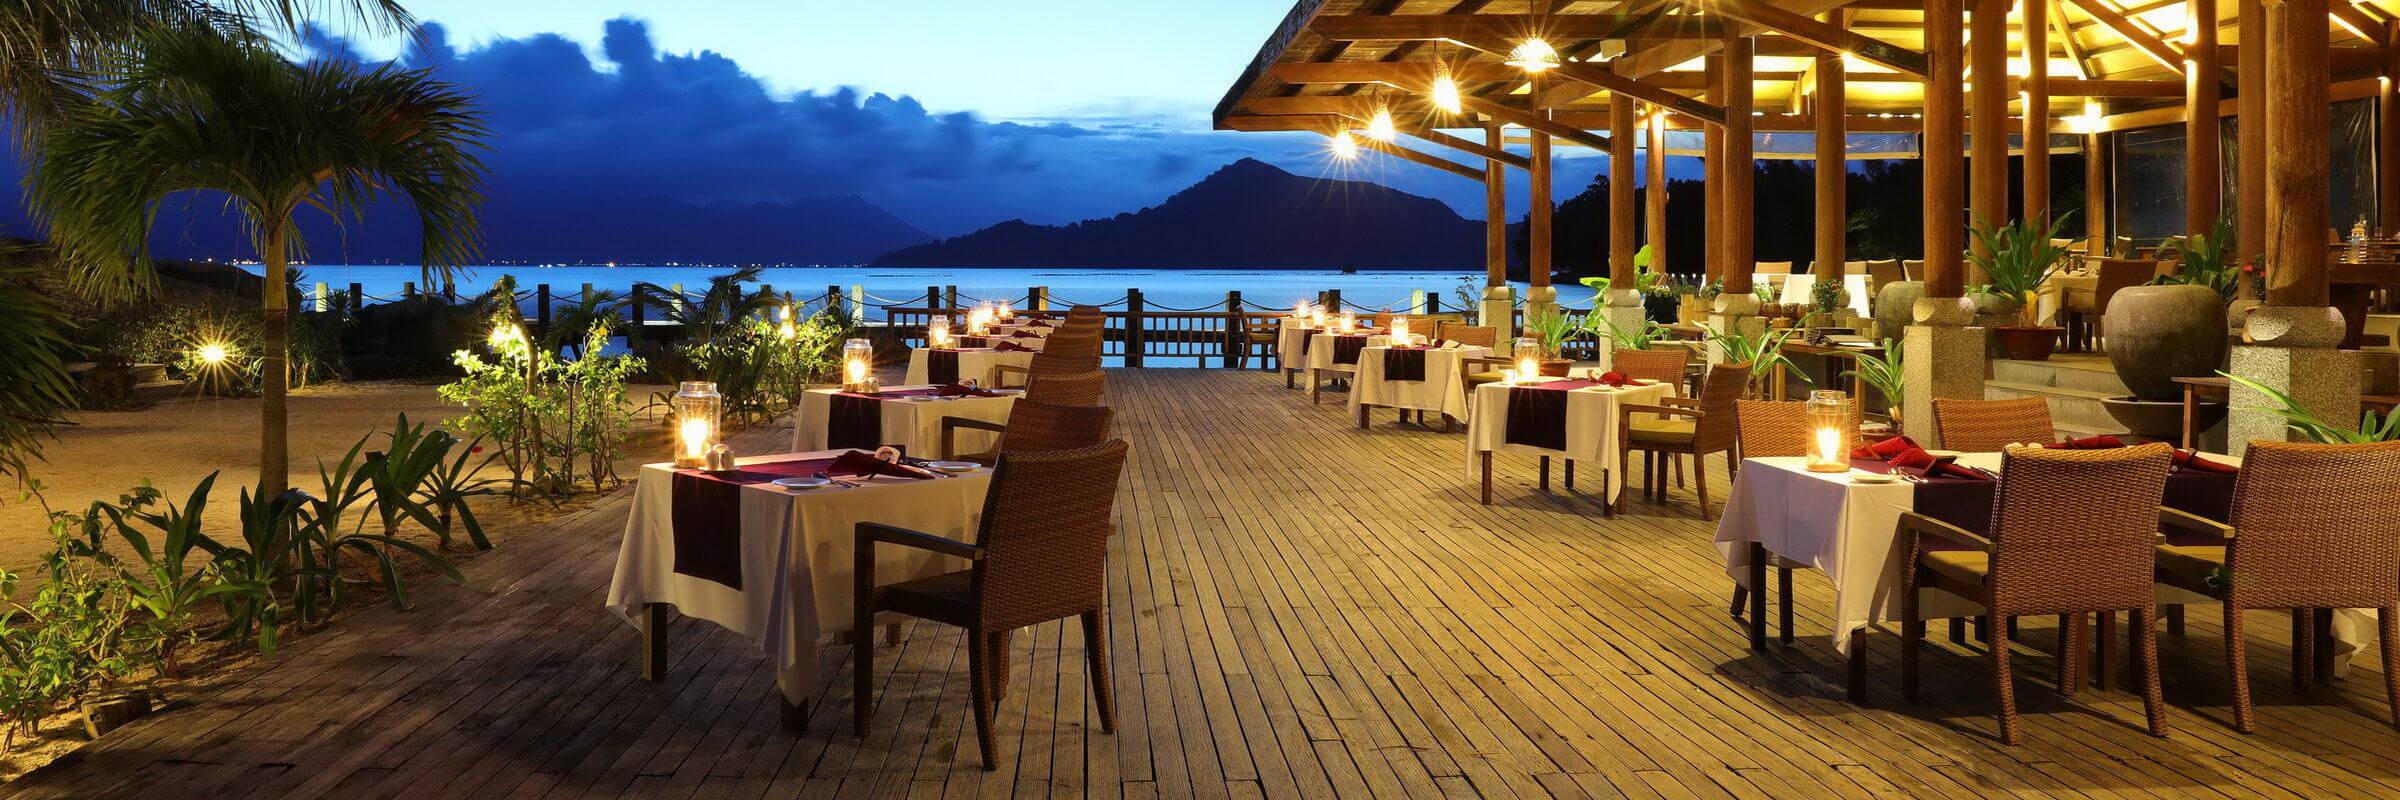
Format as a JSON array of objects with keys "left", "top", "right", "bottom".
[{"left": 470, "top": 446, "right": 484, "bottom": 453}]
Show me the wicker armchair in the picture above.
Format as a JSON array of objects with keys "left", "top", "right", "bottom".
[
  {"left": 853, "top": 440, "right": 1129, "bottom": 769},
  {"left": 1931, "top": 397, "right": 2055, "bottom": 451},
  {"left": 1898, "top": 443, "right": 2175, "bottom": 745},
  {"left": 940, "top": 398, "right": 1112, "bottom": 464},
  {"left": 1616, "top": 363, "right": 1747, "bottom": 519},
  {"left": 1611, "top": 347, "right": 1691, "bottom": 396},
  {"left": 1241, "top": 317, "right": 1280, "bottom": 370},
  {"left": 1438, "top": 323, "right": 1497, "bottom": 348},
  {"left": 2152, "top": 440, "right": 2400, "bottom": 733},
  {"left": 992, "top": 334, "right": 1101, "bottom": 388},
  {"left": 1728, "top": 399, "right": 1821, "bottom": 639},
  {"left": 1026, "top": 370, "right": 1105, "bottom": 406}
]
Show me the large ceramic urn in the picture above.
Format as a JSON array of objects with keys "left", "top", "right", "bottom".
[
  {"left": 2102, "top": 284, "right": 2228, "bottom": 401},
  {"left": 1871, "top": 280, "right": 1923, "bottom": 342}
]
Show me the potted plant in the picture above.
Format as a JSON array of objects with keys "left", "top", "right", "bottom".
[
  {"left": 1522, "top": 309, "right": 1577, "bottom": 376},
  {"left": 1841, "top": 338, "right": 1905, "bottom": 424},
  {"left": 1965, "top": 213, "right": 2074, "bottom": 361},
  {"left": 2099, "top": 215, "right": 2236, "bottom": 439},
  {"left": 1705, "top": 324, "right": 1809, "bottom": 397},
  {"left": 1803, "top": 276, "right": 1849, "bottom": 329}
]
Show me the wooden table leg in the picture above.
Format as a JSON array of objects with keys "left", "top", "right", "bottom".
[
  {"left": 1747, "top": 543, "right": 1768, "bottom": 651},
  {"left": 1778, "top": 567, "right": 1794, "bottom": 644},
  {"left": 1357, "top": 403, "right": 1368, "bottom": 429},
  {"left": 1538, "top": 456, "right": 1550, "bottom": 492},
  {"left": 1309, "top": 369, "right": 1320, "bottom": 404},
  {"left": 1480, "top": 451, "right": 1493, "bottom": 505},
  {"left": 640, "top": 603, "right": 668, "bottom": 681},
  {"left": 781, "top": 697, "right": 811, "bottom": 731},
  {"left": 885, "top": 623, "right": 902, "bottom": 647},
  {"left": 1564, "top": 459, "right": 1575, "bottom": 491},
  {"left": 1846, "top": 629, "right": 1867, "bottom": 702},
  {"left": 2181, "top": 384, "right": 2198, "bottom": 449}
]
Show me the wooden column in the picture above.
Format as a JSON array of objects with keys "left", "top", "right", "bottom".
[
  {"left": 1611, "top": 99, "right": 1639, "bottom": 286},
  {"left": 1815, "top": 12, "right": 1847, "bottom": 276},
  {"left": 1970, "top": 0, "right": 2008, "bottom": 268},
  {"left": 2381, "top": 20, "right": 2400, "bottom": 236},
  {"left": 2187, "top": 0, "right": 2222, "bottom": 236},
  {"left": 1926, "top": 0, "right": 1967, "bottom": 298},
  {"left": 2086, "top": 131, "right": 2109, "bottom": 252},
  {"left": 2266, "top": 0, "right": 2329, "bottom": 307},
  {"left": 1647, "top": 108, "right": 1669, "bottom": 273},
  {"left": 1530, "top": 116, "right": 1554, "bottom": 292},
  {"left": 1722, "top": 34, "right": 1756, "bottom": 295},
  {"left": 2237, "top": 0, "right": 2266, "bottom": 255},
  {"left": 1705, "top": 55, "right": 1727, "bottom": 284},
  {"left": 1485, "top": 122, "right": 1507, "bottom": 288},
  {"left": 2022, "top": 0, "right": 2051, "bottom": 222}
]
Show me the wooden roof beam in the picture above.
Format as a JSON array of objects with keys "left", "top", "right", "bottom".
[
  {"left": 1446, "top": 34, "right": 1728, "bottom": 125},
  {"left": 1460, "top": 96, "right": 1615, "bottom": 150},
  {"left": 2050, "top": 0, "right": 2096, "bottom": 79},
  {"left": 1306, "top": 13, "right": 1723, "bottom": 42},
  {"left": 1355, "top": 136, "right": 1488, "bottom": 181},
  {"left": 2059, "top": 0, "right": 2196, "bottom": 74},
  {"left": 1697, "top": 0, "right": 1931, "bottom": 77}
]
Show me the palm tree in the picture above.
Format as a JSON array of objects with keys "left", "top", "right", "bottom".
[{"left": 28, "top": 23, "right": 487, "bottom": 494}]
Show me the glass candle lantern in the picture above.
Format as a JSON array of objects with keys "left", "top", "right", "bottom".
[
  {"left": 1310, "top": 306, "right": 1326, "bottom": 328},
  {"left": 1389, "top": 316, "right": 1410, "bottom": 345},
  {"left": 965, "top": 307, "right": 991, "bottom": 336},
  {"left": 1338, "top": 311, "right": 1356, "bottom": 334},
  {"left": 1804, "top": 390, "right": 1856, "bottom": 473},
  {"left": 842, "top": 338, "right": 875, "bottom": 392},
  {"left": 996, "top": 300, "right": 1013, "bottom": 321},
  {"left": 1293, "top": 299, "right": 1310, "bottom": 319},
  {"left": 672, "top": 381, "right": 723, "bottom": 468},
  {"left": 1514, "top": 336, "right": 1541, "bottom": 378},
  {"left": 927, "top": 317, "right": 952, "bottom": 349}
]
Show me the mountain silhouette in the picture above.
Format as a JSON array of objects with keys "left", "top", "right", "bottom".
[{"left": 871, "top": 158, "right": 1481, "bottom": 268}]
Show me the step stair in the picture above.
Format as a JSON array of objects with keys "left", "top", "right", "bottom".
[{"left": 1983, "top": 356, "right": 2129, "bottom": 438}]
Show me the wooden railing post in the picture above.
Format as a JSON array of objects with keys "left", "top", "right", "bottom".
[
  {"left": 944, "top": 285, "right": 958, "bottom": 311},
  {"left": 403, "top": 280, "right": 417, "bottom": 299},
  {"left": 442, "top": 281, "right": 456, "bottom": 303},
  {"left": 1125, "top": 288, "right": 1146, "bottom": 368},
  {"left": 1029, "top": 286, "right": 1047, "bottom": 311},
  {"left": 347, "top": 282, "right": 363, "bottom": 312},
  {"left": 1223, "top": 291, "right": 1243, "bottom": 369},
  {"left": 630, "top": 282, "right": 647, "bottom": 329},
  {"left": 536, "top": 283, "right": 552, "bottom": 330},
  {"left": 1428, "top": 291, "right": 1442, "bottom": 314},
  {"left": 826, "top": 284, "right": 842, "bottom": 317},
  {"left": 927, "top": 285, "right": 942, "bottom": 312},
  {"left": 1325, "top": 289, "right": 1343, "bottom": 311}
]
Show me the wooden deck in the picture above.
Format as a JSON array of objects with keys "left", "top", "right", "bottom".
[{"left": 9, "top": 368, "right": 2400, "bottom": 799}]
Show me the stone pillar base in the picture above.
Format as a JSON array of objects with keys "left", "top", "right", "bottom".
[
  {"left": 2228, "top": 305, "right": 2359, "bottom": 448},
  {"left": 1523, "top": 284, "right": 1559, "bottom": 326},
  {"left": 1704, "top": 294, "right": 1763, "bottom": 368},
  {"left": 1594, "top": 289, "right": 1647, "bottom": 372},
  {"left": 1479, "top": 285, "right": 1516, "bottom": 354},
  {"left": 1902, "top": 297, "right": 1989, "bottom": 445}
]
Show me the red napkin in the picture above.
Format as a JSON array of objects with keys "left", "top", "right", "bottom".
[
  {"left": 2045, "top": 434, "right": 2125, "bottom": 449},
  {"left": 827, "top": 450, "right": 938, "bottom": 480},
  {"left": 1890, "top": 448, "right": 1988, "bottom": 480},
  {"left": 993, "top": 341, "right": 1035, "bottom": 352},
  {"left": 1595, "top": 371, "right": 1630, "bottom": 387},
  {"left": 2172, "top": 449, "right": 2238, "bottom": 473},
  {"left": 1853, "top": 435, "right": 1922, "bottom": 460},
  {"left": 1011, "top": 330, "right": 1042, "bottom": 338},
  {"left": 937, "top": 383, "right": 1004, "bottom": 398}
]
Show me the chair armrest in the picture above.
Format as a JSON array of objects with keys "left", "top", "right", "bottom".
[
  {"left": 856, "top": 521, "right": 982, "bottom": 560},
  {"left": 939, "top": 416, "right": 1008, "bottom": 459},
  {"left": 1462, "top": 355, "right": 1512, "bottom": 369},
  {"left": 1617, "top": 403, "right": 1700, "bottom": 420},
  {"left": 990, "top": 363, "right": 1031, "bottom": 388},
  {"left": 2158, "top": 507, "right": 2234, "bottom": 540},
  {"left": 1899, "top": 511, "right": 1995, "bottom": 552},
  {"left": 1657, "top": 396, "right": 1701, "bottom": 409}
]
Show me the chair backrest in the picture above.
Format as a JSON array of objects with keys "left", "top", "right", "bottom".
[
  {"left": 1693, "top": 363, "right": 1750, "bottom": 452},
  {"left": 1901, "top": 259, "right": 1925, "bottom": 280},
  {"left": 1439, "top": 323, "right": 1498, "bottom": 348},
  {"left": 2093, "top": 258, "right": 2156, "bottom": 311},
  {"left": 1735, "top": 399, "right": 1811, "bottom": 458},
  {"left": 2225, "top": 440, "right": 2400, "bottom": 609},
  {"left": 1932, "top": 397, "right": 2055, "bottom": 451},
  {"left": 975, "top": 440, "right": 1130, "bottom": 629},
  {"left": 1612, "top": 347, "right": 1689, "bottom": 394},
  {"left": 1842, "top": 260, "right": 1869, "bottom": 275},
  {"left": 1756, "top": 261, "right": 1797, "bottom": 276},
  {"left": 1987, "top": 444, "right": 2173, "bottom": 613},
  {"left": 1866, "top": 259, "right": 1905, "bottom": 289},
  {"left": 1036, "top": 330, "right": 1103, "bottom": 365},
  {"left": 1059, "top": 306, "right": 1106, "bottom": 333},
  {"left": 996, "top": 398, "right": 1112, "bottom": 455},
  {"left": 1026, "top": 370, "right": 1105, "bottom": 407}
]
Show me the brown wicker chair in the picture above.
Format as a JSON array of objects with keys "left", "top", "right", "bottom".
[
  {"left": 1025, "top": 370, "right": 1105, "bottom": 406},
  {"left": 1611, "top": 347, "right": 1691, "bottom": 397},
  {"left": 853, "top": 440, "right": 1129, "bottom": 769},
  {"left": 1616, "top": 363, "right": 1748, "bottom": 519},
  {"left": 992, "top": 334, "right": 1101, "bottom": 388},
  {"left": 1438, "top": 323, "right": 1497, "bottom": 348},
  {"left": 940, "top": 398, "right": 1112, "bottom": 464},
  {"left": 1729, "top": 398, "right": 1816, "bottom": 639},
  {"left": 1898, "top": 443, "right": 2175, "bottom": 745},
  {"left": 2152, "top": 440, "right": 2400, "bottom": 733},
  {"left": 1866, "top": 259, "right": 1905, "bottom": 298},
  {"left": 1241, "top": 317, "right": 1280, "bottom": 370},
  {"left": 1932, "top": 397, "right": 2055, "bottom": 451}
]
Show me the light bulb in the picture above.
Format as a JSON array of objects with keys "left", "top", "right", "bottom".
[
  {"left": 1366, "top": 106, "right": 1398, "bottom": 142},
  {"left": 1330, "top": 131, "right": 1359, "bottom": 160},
  {"left": 1506, "top": 38, "right": 1560, "bottom": 72},
  {"left": 1430, "top": 71, "right": 1462, "bottom": 114}
]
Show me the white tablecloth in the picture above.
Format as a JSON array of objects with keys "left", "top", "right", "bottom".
[
  {"left": 1769, "top": 273, "right": 1873, "bottom": 315},
  {"left": 1713, "top": 452, "right": 2294, "bottom": 657},
  {"left": 1306, "top": 331, "right": 1388, "bottom": 373},
  {"left": 904, "top": 347, "right": 1036, "bottom": 386},
  {"left": 1275, "top": 322, "right": 1320, "bottom": 370},
  {"left": 1349, "top": 344, "right": 1490, "bottom": 420},
  {"left": 608, "top": 452, "right": 992, "bottom": 702},
  {"left": 792, "top": 386, "right": 1018, "bottom": 459},
  {"left": 1465, "top": 377, "right": 1673, "bottom": 502}
]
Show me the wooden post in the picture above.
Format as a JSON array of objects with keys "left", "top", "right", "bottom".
[
  {"left": 927, "top": 285, "right": 942, "bottom": 311},
  {"left": 1529, "top": 113, "right": 1554, "bottom": 296},
  {"left": 1970, "top": 0, "right": 2008, "bottom": 270},
  {"left": 1647, "top": 108, "right": 1669, "bottom": 274},
  {"left": 536, "top": 283, "right": 552, "bottom": 329},
  {"left": 403, "top": 280, "right": 416, "bottom": 298},
  {"left": 347, "top": 282, "right": 363, "bottom": 312},
  {"left": 2266, "top": 0, "right": 2329, "bottom": 307},
  {"left": 1926, "top": 0, "right": 1967, "bottom": 299},
  {"left": 630, "top": 283, "right": 648, "bottom": 328},
  {"left": 2087, "top": 132, "right": 2110, "bottom": 253},
  {"left": 1125, "top": 288, "right": 1147, "bottom": 368},
  {"left": 2022, "top": 0, "right": 2051, "bottom": 222},
  {"left": 2238, "top": 0, "right": 2267, "bottom": 256},
  {"left": 2380, "top": 20, "right": 2400, "bottom": 236},
  {"left": 1722, "top": 34, "right": 1755, "bottom": 295},
  {"left": 1484, "top": 123, "right": 1508, "bottom": 289},
  {"left": 1817, "top": 12, "right": 1848, "bottom": 277},
  {"left": 2187, "top": 0, "right": 2222, "bottom": 236},
  {"left": 1428, "top": 293, "right": 1442, "bottom": 313},
  {"left": 1224, "top": 291, "right": 1243, "bottom": 369},
  {"left": 944, "top": 285, "right": 958, "bottom": 311},
  {"left": 1326, "top": 289, "right": 1343, "bottom": 309},
  {"left": 1705, "top": 55, "right": 1726, "bottom": 285},
  {"left": 442, "top": 281, "right": 456, "bottom": 302},
  {"left": 1030, "top": 286, "right": 1049, "bottom": 311},
  {"left": 1610, "top": 100, "right": 1639, "bottom": 287}
]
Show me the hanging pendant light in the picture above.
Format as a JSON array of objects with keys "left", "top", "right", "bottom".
[
  {"left": 1366, "top": 104, "right": 1398, "bottom": 142},
  {"left": 1329, "top": 130, "right": 1359, "bottom": 160},
  {"left": 1505, "top": 38, "right": 1560, "bottom": 73},
  {"left": 1430, "top": 62, "right": 1463, "bottom": 114}
]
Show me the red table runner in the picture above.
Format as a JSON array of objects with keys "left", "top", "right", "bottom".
[
  {"left": 1502, "top": 379, "right": 1606, "bottom": 451},
  {"left": 670, "top": 457, "right": 837, "bottom": 589},
  {"left": 1382, "top": 347, "right": 1428, "bottom": 381}
]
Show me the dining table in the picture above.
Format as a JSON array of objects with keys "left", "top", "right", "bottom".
[
  {"left": 1704, "top": 449, "right": 2396, "bottom": 701},
  {"left": 607, "top": 450, "right": 992, "bottom": 720},
  {"left": 1464, "top": 375, "right": 1674, "bottom": 505},
  {"left": 792, "top": 385, "right": 1018, "bottom": 459},
  {"left": 1349, "top": 341, "right": 1491, "bottom": 425},
  {"left": 1305, "top": 329, "right": 1387, "bottom": 403},
  {"left": 904, "top": 346, "right": 1037, "bottom": 386},
  {"left": 1275, "top": 320, "right": 1320, "bottom": 385}
]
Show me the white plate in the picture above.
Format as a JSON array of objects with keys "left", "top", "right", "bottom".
[
  {"left": 928, "top": 461, "right": 981, "bottom": 474},
  {"left": 1849, "top": 470, "right": 1899, "bottom": 484},
  {"left": 773, "top": 477, "right": 830, "bottom": 490},
  {"left": 1923, "top": 449, "right": 1965, "bottom": 459},
  {"left": 905, "top": 395, "right": 938, "bottom": 402}
]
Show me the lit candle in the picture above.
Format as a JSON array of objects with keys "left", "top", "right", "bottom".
[
  {"left": 1804, "top": 390, "right": 1855, "bottom": 473},
  {"left": 929, "top": 317, "right": 951, "bottom": 348},
  {"left": 847, "top": 357, "right": 869, "bottom": 386},
  {"left": 1518, "top": 354, "right": 1539, "bottom": 379},
  {"left": 996, "top": 300, "right": 1013, "bottom": 320},
  {"left": 1390, "top": 316, "right": 1410, "bottom": 345},
  {"left": 680, "top": 416, "right": 711, "bottom": 461},
  {"left": 1338, "top": 311, "right": 1356, "bottom": 334},
  {"left": 1294, "top": 300, "right": 1310, "bottom": 319}
]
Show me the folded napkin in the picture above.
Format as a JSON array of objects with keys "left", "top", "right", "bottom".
[
  {"left": 937, "top": 383, "right": 1005, "bottom": 398},
  {"left": 827, "top": 450, "right": 938, "bottom": 480},
  {"left": 1594, "top": 371, "right": 1630, "bottom": 387},
  {"left": 1852, "top": 435, "right": 1923, "bottom": 460},
  {"left": 2045, "top": 434, "right": 2125, "bottom": 449},
  {"left": 993, "top": 341, "right": 1036, "bottom": 352},
  {"left": 1011, "top": 330, "right": 1042, "bottom": 338},
  {"left": 1890, "top": 448, "right": 1989, "bottom": 480},
  {"left": 2172, "top": 448, "right": 2239, "bottom": 473}
]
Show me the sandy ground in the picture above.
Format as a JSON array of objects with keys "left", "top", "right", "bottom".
[{"left": 0, "top": 381, "right": 673, "bottom": 575}]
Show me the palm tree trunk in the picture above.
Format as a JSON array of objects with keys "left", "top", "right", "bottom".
[{"left": 260, "top": 223, "right": 291, "bottom": 495}]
